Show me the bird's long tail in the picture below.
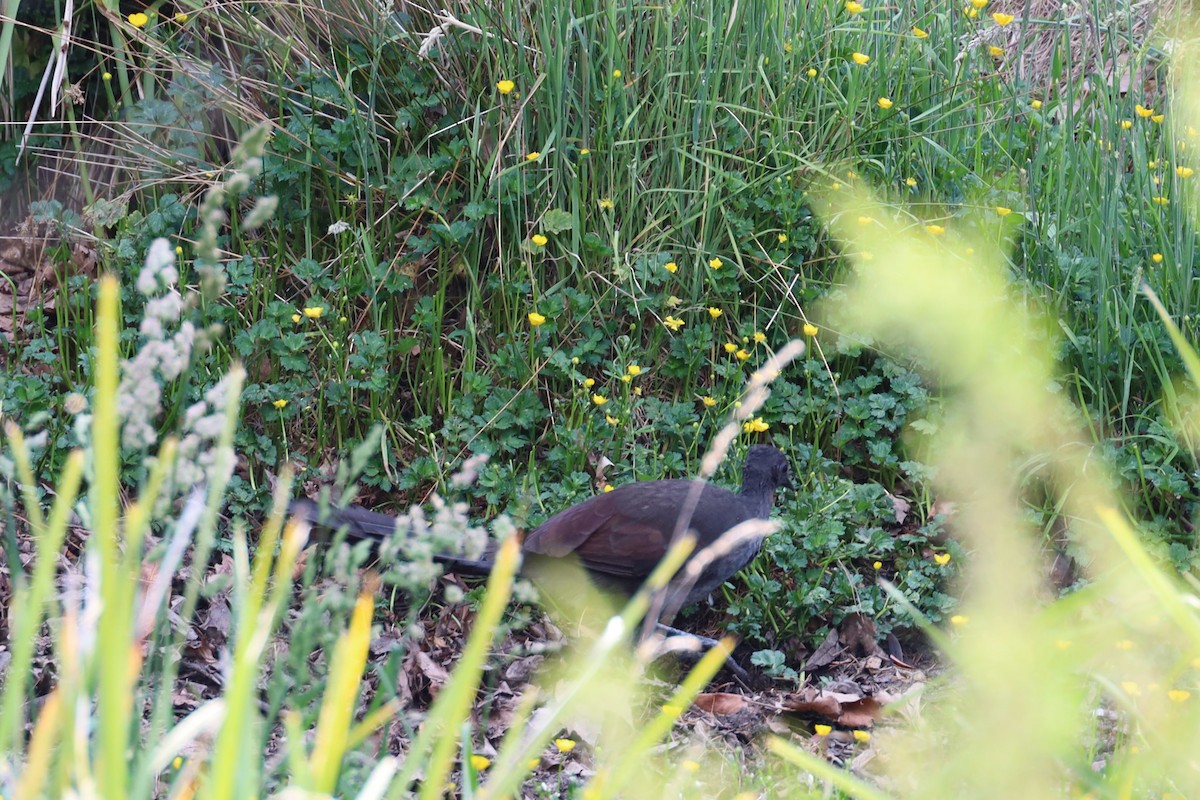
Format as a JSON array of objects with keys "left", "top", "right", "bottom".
[{"left": 287, "top": 499, "right": 497, "bottom": 576}]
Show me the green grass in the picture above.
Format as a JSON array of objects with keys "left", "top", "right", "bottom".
[{"left": 5, "top": 0, "right": 1200, "bottom": 795}]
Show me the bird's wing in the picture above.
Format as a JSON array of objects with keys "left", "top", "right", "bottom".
[{"left": 524, "top": 482, "right": 708, "bottom": 578}]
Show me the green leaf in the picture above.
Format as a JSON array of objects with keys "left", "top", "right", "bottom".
[{"left": 541, "top": 208, "right": 574, "bottom": 234}]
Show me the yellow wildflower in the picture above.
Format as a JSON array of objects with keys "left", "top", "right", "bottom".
[
  {"left": 971, "top": 0, "right": 988, "bottom": 6},
  {"left": 925, "top": 224, "right": 946, "bottom": 235},
  {"left": 709, "top": 257, "right": 724, "bottom": 269},
  {"left": 1177, "top": 166, "right": 1194, "bottom": 178},
  {"left": 663, "top": 315, "right": 684, "bottom": 331},
  {"left": 664, "top": 261, "right": 678, "bottom": 273},
  {"left": 1120, "top": 120, "right": 1133, "bottom": 130},
  {"left": 1152, "top": 196, "right": 1170, "bottom": 205},
  {"left": 851, "top": 52, "right": 870, "bottom": 65},
  {"left": 1136, "top": 104, "right": 1153, "bottom": 118},
  {"left": 128, "top": 12, "right": 149, "bottom": 27},
  {"left": 583, "top": 378, "right": 595, "bottom": 388},
  {"left": 580, "top": 148, "right": 590, "bottom": 155},
  {"left": 612, "top": 69, "right": 622, "bottom": 78},
  {"left": 1152, "top": 253, "right": 1164, "bottom": 263},
  {"left": 291, "top": 313, "right": 301, "bottom": 323},
  {"left": 735, "top": 349, "right": 751, "bottom": 361},
  {"left": 497, "top": 80, "right": 516, "bottom": 95},
  {"left": 852, "top": 730, "right": 871, "bottom": 743},
  {"left": 742, "top": 417, "right": 769, "bottom": 433},
  {"left": 995, "top": 206, "right": 1012, "bottom": 216},
  {"left": 708, "top": 307, "right": 722, "bottom": 319},
  {"left": 807, "top": 68, "right": 818, "bottom": 78},
  {"left": 599, "top": 197, "right": 615, "bottom": 209},
  {"left": 606, "top": 414, "right": 620, "bottom": 425},
  {"left": 988, "top": 45, "right": 1004, "bottom": 57},
  {"left": 273, "top": 399, "right": 287, "bottom": 409},
  {"left": 814, "top": 724, "right": 832, "bottom": 736},
  {"left": 1031, "top": 99, "right": 1043, "bottom": 109},
  {"left": 803, "top": 322, "right": 818, "bottom": 337},
  {"left": 933, "top": 552, "right": 951, "bottom": 565},
  {"left": 873, "top": 561, "right": 882, "bottom": 569},
  {"left": 701, "top": 396, "right": 717, "bottom": 407},
  {"left": 950, "top": 615, "right": 969, "bottom": 626},
  {"left": 174, "top": 12, "right": 188, "bottom": 22},
  {"left": 753, "top": 331, "right": 766, "bottom": 343},
  {"left": 912, "top": 26, "right": 928, "bottom": 38},
  {"left": 991, "top": 11, "right": 1013, "bottom": 24},
  {"left": 626, "top": 364, "right": 641, "bottom": 376},
  {"left": 592, "top": 394, "right": 608, "bottom": 406},
  {"left": 1168, "top": 690, "right": 1191, "bottom": 703},
  {"left": 470, "top": 755, "right": 491, "bottom": 771},
  {"left": 905, "top": 176, "right": 918, "bottom": 187},
  {"left": 555, "top": 738, "right": 577, "bottom": 753},
  {"left": 777, "top": 232, "right": 788, "bottom": 243},
  {"left": 303, "top": 306, "right": 324, "bottom": 319},
  {"left": 845, "top": 1, "right": 864, "bottom": 12},
  {"left": 1152, "top": 114, "right": 1165, "bottom": 124},
  {"left": 603, "top": 485, "right": 614, "bottom": 492},
  {"left": 526, "top": 151, "right": 541, "bottom": 161},
  {"left": 531, "top": 234, "right": 548, "bottom": 247},
  {"left": 528, "top": 312, "right": 546, "bottom": 326},
  {"left": 877, "top": 97, "right": 894, "bottom": 109},
  {"left": 103, "top": 71, "right": 112, "bottom": 80}
]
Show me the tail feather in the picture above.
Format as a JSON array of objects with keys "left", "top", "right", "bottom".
[{"left": 288, "top": 498, "right": 496, "bottom": 576}]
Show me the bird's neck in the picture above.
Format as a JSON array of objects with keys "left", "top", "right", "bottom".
[{"left": 738, "top": 481, "right": 775, "bottom": 518}]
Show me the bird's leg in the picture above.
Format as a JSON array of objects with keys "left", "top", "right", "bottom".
[{"left": 652, "top": 623, "right": 754, "bottom": 686}]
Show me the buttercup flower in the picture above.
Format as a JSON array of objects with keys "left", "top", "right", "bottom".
[
  {"left": 128, "top": 12, "right": 149, "bottom": 27},
  {"left": 1136, "top": 104, "right": 1153, "bottom": 118},
  {"left": 470, "top": 755, "right": 491, "bottom": 770},
  {"left": 851, "top": 52, "right": 870, "bottom": 65},
  {"left": 991, "top": 11, "right": 1013, "bottom": 24},
  {"left": 724, "top": 342, "right": 738, "bottom": 353},
  {"left": 599, "top": 197, "right": 615, "bottom": 210},
  {"left": 1177, "top": 166, "right": 1195, "bottom": 178},
  {"left": 555, "top": 738, "right": 577, "bottom": 753},
  {"left": 592, "top": 394, "right": 608, "bottom": 405},
  {"left": 303, "top": 306, "right": 324, "bottom": 318},
  {"left": 814, "top": 724, "right": 832, "bottom": 736},
  {"left": 807, "top": 68, "right": 818, "bottom": 77},
  {"left": 905, "top": 176, "right": 918, "bottom": 187},
  {"left": 912, "top": 26, "right": 928, "bottom": 38},
  {"left": 995, "top": 206, "right": 1012, "bottom": 216},
  {"left": 988, "top": 45, "right": 1004, "bottom": 57},
  {"left": 950, "top": 615, "right": 969, "bottom": 626},
  {"left": 708, "top": 307, "right": 722, "bottom": 319},
  {"left": 853, "top": 730, "right": 871, "bottom": 743},
  {"left": 583, "top": 378, "right": 595, "bottom": 388},
  {"left": 873, "top": 561, "right": 882, "bottom": 569},
  {"left": 709, "top": 257, "right": 724, "bottom": 269},
  {"left": 626, "top": 364, "right": 642, "bottom": 376},
  {"left": 291, "top": 313, "right": 301, "bottom": 323},
  {"left": 701, "top": 396, "right": 717, "bottom": 407},
  {"left": 606, "top": 414, "right": 620, "bottom": 425},
  {"left": 531, "top": 234, "right": 548, "bottom": 247},
  {"left": 1031, "top": 99, "right": 1043, "bottom": 109},
  {"left": 526, "top": 151, "right": 541, "bottom": 161},
  {"left": 877, "top": 97, "right": 894, "bottom": 109},
  {"left": 528, "top": 312, "right": 546, "bottom": 326},
  {"left": 1152, "top": 253, "right": 1164, "bottom": 263},
  {"left": 273, "top": 399, "right": 288, "bottom": 409},
  {"left": 663, "top": 315, "right": 684, "bottom": 331},
  {"left": 664, "top": 261, "right": 678, "bottom": 273},
  {"left": 1120, "top": 120, "right": 1133, "bottom": 130},
  {"left": 1168, "top": 690, "right": 1192, "bottom": 703},
  {"left": 753, "top": 331, "right": 766, "bottom": 343},
  {"left": 497, "top": 80, "right": 515, "bottom": 94},
  {"left": 803, "top": 322, "right": 818, "bottom": 337},
  {"left": 934, "top": 552, "right": 951, "bottom": 565},
  {"left": 845, "top": 1, "right": 864, "bottom": 12},
  {"left": 742, "top": 417, "right": 769, "bottom": 433},
  {"left": 1152, "top": 114, "right": 1165, "bottom": 124},
  {"left": 925, "top": 224, "right": 946, "bottom": 235},
  {"left": 735, "top": 349, "right": 751, "bottom": 361},
  {"left": 174, "top": 12, "right": 188, "bottom": 22},
  {"left": 777, "top": 232, "right": 788, "bottom": 243}
]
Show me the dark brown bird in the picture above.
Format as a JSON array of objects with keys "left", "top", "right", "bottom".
[{"left": 291, "top": 445, "right": 792, "bottom": 610}]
